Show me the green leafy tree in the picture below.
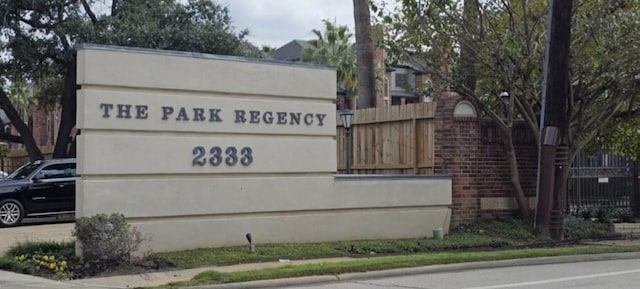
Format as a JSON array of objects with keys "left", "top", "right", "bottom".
[
  {"left": 0, "top": 0, "right": 261, "bottom": 161},
  {"left": 6, "top": 80, "right": 36, "bottom": 120},
  {"left": 378, "top": 0, "right": 640, "bottom": 216},
  {"left": 0, "top": 78, "right": 40, "bottom": 147},
  {"left": 302, "top": 20, "right": 358, "bottom": 108}
]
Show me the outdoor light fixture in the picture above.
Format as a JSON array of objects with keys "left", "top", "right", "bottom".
[
  {"left": 246, "top": 233, "right": 255, "bottom": 253},
  {"left": 500, "top": 91, "right": 510, "bottom": 118},
  {"left": 340, "top": 109, "right": 354, "bottom": 174},
  {"left": 340, "top": 109, "right": 353, "bottom": 130},
  {"left": 500, "top": 91, "right": 509, "bottom": 103}
]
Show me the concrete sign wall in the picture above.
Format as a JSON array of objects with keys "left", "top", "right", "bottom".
[{"left": 76, "top": 44, "right": 451, "bottom": 252}]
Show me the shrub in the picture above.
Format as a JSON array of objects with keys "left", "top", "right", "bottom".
[
  {"left": 573, "top": 207, "right": 633, "bottom": 223},
  {"left": 564, "top": 216, "right": 614, "bottom": 240},
  {"left": 73, "top": 213, "right": 141, "bottom": 271},
  {"left": 610, "top": 208, "right": 634, "bottom": 222},
  {"left": 452, "top": 218, "right": 538, "bottom": 243}
]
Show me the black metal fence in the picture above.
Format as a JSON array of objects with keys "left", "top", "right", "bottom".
[{"left": 568, "top": 151, "right": 639, "bottom": 217}]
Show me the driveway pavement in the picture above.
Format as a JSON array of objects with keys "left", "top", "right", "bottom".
[{"left": 0, "top": 220, "right": 74, "bottom": 254}]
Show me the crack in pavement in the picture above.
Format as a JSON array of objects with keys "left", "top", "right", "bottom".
[{"left": 353, "top": 280, "right": 432, "bottom": 289}]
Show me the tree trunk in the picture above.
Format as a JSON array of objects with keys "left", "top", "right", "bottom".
[
  {"left": 353, "top": 0, "right": 376, "bottom": 109},
  {"left": 53, "top": 59, "right": 77, "bottom": 158},
  {"left": 503, "top": 132, "right": 531, "bottom": 217},
  {"left": 0, "top": 90, "right": 43, "bottom": 161},
  {"left": 458, "top": 0, "right": 478, "bottom": 94}
]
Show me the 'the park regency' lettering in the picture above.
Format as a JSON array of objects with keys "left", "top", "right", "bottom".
[{"left": 99, "top": 103, "right": 327, "bottom": 126}]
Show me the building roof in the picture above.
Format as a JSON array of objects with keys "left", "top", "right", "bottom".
[
  {"left": 391, "top": 61, "right": 429, "bottom": 74},
  {"left": 391, "top": 90, "right": 419, "bottom": 98},
  {"left": 271, "top": 40, "right": 310, "bottom": 61}
]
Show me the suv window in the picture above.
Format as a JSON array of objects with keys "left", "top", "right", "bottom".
[
  {"left": 8, "top": 162, "right": 42, "bottom": 180},
  {"left": 39, "top": 163, "right": 77, "bottom": 180}
]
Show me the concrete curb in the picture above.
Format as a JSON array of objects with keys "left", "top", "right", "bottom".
[{"left": 186, "top": 252, "right": 640, "bottom": 289}]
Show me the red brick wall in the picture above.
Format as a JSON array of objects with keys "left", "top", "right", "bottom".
[
  {"left": 434, "top": 92, "right": 538, "bottom": 225},
  {"left": 477, "top": 121, "right": 538, "bottom": 220},
  {"left": 7, "top": 106, "right": 61, "bottom": 150},
  {"left": 414, "top": 73, "right": 432, "bottom": 102},
  {"left": 31, "top": 106, "right": 60, "bottom": 147},
  {"left": 434, "top": 92, "right": 481, "bottom": 225}
]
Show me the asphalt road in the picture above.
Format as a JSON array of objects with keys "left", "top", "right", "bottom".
[{"left": 280, "top": 258, "right": 640, "bottom": 289}]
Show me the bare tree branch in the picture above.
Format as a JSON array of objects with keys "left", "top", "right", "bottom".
[
  {"left": 80, "top": 0, "right": 98, "bottom": 24},
  {"left": 0, "top": 133, "right": 24, "bottom": 144}
]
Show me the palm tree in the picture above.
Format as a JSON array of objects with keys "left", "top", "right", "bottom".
[
  {"left": 1, "top": 79, "right": 43, "bottom": 161},
  {"left": 353, "top": 0, "right": 376, "bottom": 108},
  {"left": 7, "top": 80, "right": 36, "bottom": 119},
  {"left": 458, "top": 0, "right": 479, "bottom": 94},
  {"left": 302, "top": 20, "right": 358, "bottom": 107}
]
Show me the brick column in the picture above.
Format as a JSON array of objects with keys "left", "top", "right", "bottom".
[{"left": 434, "top": 92, "right": 481, "bottom": 225}]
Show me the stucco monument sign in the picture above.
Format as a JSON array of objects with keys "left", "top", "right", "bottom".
[{"left": 76, "top": 44, "right": 452, "bottom": 252}]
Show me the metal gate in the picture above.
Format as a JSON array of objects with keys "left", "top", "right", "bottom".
[{"left": 568, "top": 152, "right": 640, "bottom": 217}]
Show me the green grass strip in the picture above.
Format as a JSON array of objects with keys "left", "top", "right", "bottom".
[
  {"left": 159, "top": 246, "right": 640, "bottom": 288},
  {"left": 152, "top": 234, "right": 505, "bottom": 269}
]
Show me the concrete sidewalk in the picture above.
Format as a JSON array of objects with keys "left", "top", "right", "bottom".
[
  {"left": 1, "top": 240, "right": 640, "bottom": 289},
  {"left": 0, "top": 258, "right": 353, "bottom": 289},
  {"left": 0, "top": 269, "right": 99, "bottom": 289},
  {"left": 66, "top": 257, "right": 353, "bottom": 288}
]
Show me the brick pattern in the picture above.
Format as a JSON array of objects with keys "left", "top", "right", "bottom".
[
  {"left": 434, "top": 92, "right": 538, "bottom": 225},
  {"left": 434, "top": 92, "right": 481, "bottom": 225},
  {"left": 7, "top": 106, "right": 60, "bottom": 150},
  {"left": 477, "top": 122, "right": 537, "bottom": 222}
]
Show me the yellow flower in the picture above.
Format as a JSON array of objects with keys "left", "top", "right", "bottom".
[
  {"left": 42, "top": 256, "right": 48, "bottom": 261},
  {"left": 60, "top": 261, "right": 67, "bottom": 267},
  {"left": 49, "top": 256, "right": 55, "bottom": 261},
  {"left": 49, "top": 263, "right": 56, "bottom": 270}
]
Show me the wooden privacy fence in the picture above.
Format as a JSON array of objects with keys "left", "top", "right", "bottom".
[
  {"left": 337, "top": 102, "right": 436, "bottom": 174},
  {"left": 0, "top": 146, "right": 54, "bottom": 173}
]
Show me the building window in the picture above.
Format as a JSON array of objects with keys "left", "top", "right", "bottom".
[
  {"left": 46, "top": 115, "right": 51, "bottom": 133},
  {"left": 395, "top": 73, "right": 408, "bottom": 88},
  {"left": 383, "top": 79, "right": 388, "bottom": 97}
]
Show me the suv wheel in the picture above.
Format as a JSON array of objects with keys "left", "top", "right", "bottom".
[{"left": 0, "top": 199, "right": 24, "bottom": 227}]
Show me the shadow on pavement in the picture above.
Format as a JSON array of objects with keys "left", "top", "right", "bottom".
[{"left": 19, "top": 215, "right": 75, "bottom": 227}]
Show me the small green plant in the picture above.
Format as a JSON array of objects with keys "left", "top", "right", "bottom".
[
  {"left": 1, "top": 241, "right": 75, "bottom": 279},
  {"left": 594, "top": 207, "right": 612, "bottom": 223},
  {"left": 564, "top": 216, "right": 614, "bottom": 240},
  {"left": 576, "top": 208, "right": 595, "bottom": 220},
  {"left": 452, "top": 218, "right": 538, "bottom": 243},
  {"left": 14, "top": 253, "right": 72, "bottom": 279},
  {"left": 610, "top": 208, "right": 634, "bottom": 222},
  {"left": 73, "top": 213, "right": 142, "bottom": 272}
]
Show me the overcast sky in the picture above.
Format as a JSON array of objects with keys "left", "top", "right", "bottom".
[{"left": 223, "top": 0, "right": 356, "bottom": 49}]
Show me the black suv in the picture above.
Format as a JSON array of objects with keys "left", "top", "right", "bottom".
[{"left": 0, "top": 158, "right": 77, "bottom": 227}]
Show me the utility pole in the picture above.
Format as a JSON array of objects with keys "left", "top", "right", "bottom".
[{"left": 534, "top": 0, "right": 573, "bottom": 239}]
